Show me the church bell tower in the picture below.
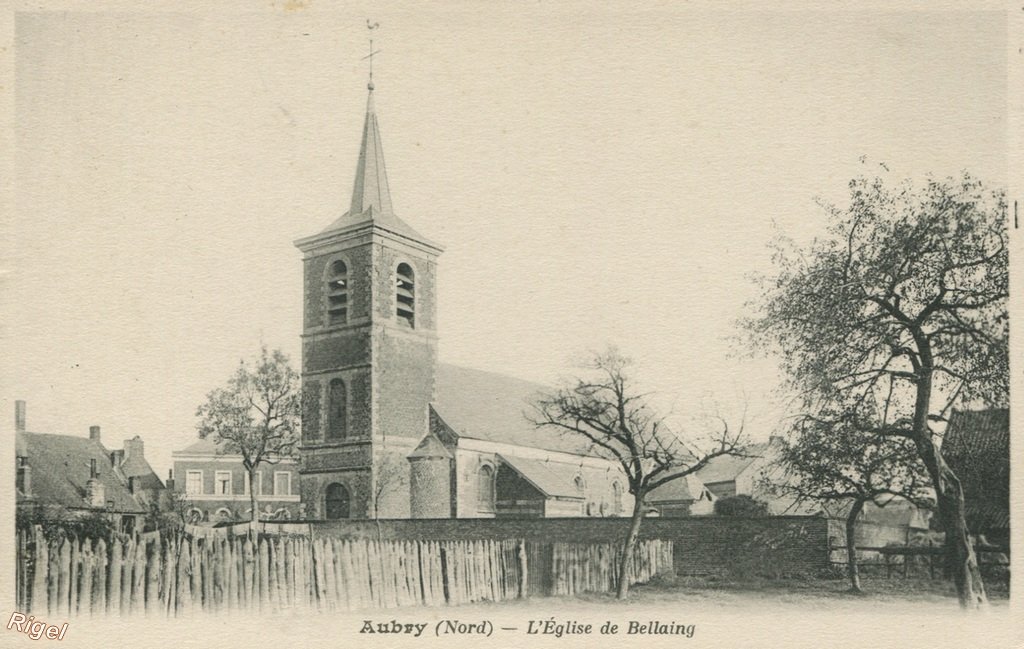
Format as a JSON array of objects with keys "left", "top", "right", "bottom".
[{"left": 294, "top": 69, "right": 442, "bottom": 519}]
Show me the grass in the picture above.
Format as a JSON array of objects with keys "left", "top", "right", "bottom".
[{"left": 575, "top": 571, "right": 1011, "bottom": 608}]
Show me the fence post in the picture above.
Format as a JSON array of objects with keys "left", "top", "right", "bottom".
[
  {"left": 928, "top": 541, "right": 935, "bottom": 580},
  {"left": 31, "top": 527, "right": 48, "bottom": 615},
  {"left": 95, "top": 538, "right": 107, "bottom": 616}
]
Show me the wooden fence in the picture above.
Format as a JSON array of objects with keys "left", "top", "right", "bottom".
[
  {"left": 15, "top": 526, "right": 672, "bottom": 617},
  {"left": 828, "top": 543, "right": 1010, "bottom": 580}
]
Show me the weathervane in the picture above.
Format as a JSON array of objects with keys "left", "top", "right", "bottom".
[{"left": 364, "top": 20, "right": 381, "bottom": 91}]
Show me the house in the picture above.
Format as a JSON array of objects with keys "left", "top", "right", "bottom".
[
  {"left": 696, "top": 437, "right": 793, "bottom": 512},
  {"left": 14, "top": 400, "right": 164, "bottom": 535},
  {"left": 941, "top": 407, "right": 1009, "bottom": 547},
  {"left": 291, "top": 75, "right": 713, "bottom": 520},
  {"left": 698, "top": 432, "right": 931, "bottom": 544},
  {"left": 646, "top": 473, "right": 716, "bottom": 517},
  {"left": 171, "top": 437, "right": 302, "bottom": 523}
]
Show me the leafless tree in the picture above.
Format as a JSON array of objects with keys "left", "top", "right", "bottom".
[{"left": 530, "top": 348, "right": 747, "bottom": 599}]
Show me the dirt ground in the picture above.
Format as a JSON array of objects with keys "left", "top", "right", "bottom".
[{"left": 53, "top": 575, "right": 1017, "bottom": 649}]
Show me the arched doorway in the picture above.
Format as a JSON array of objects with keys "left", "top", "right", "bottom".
[{"left": 325, "top": 483, "right": 351, "bottom": 520}]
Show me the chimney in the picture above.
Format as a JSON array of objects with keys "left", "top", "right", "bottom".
[
  {"left": 89, "top": 425, "right": 101, "bottom": 442},
  {"left": 15, "top": 400, "right": 26, "bottom": 434},
  {"left": 165, "top": 469, "right": 175, "bottom": 492},
  {"left": 110, "top": 449, "right": 124, "bottom": 468},
  {"left": 86, "top": 467, "right": 105, "bottom": 508},
  {"left": 123, "top": 436, "right": 144, "bottom": 461},
  {"left": 16, "top": 458, "right": 31, "bottom": 496}
]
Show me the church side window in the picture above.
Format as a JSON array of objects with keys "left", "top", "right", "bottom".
[
  {"left": 396, "top": 263, "right": 415, "bottom": 327},
  {"left": 477, "top": 464, "right": 495, "bottom": 511},
  {"left": 327, "top": 259, "right": 348, "bottom": 325},
  {"left": 606, "top": 477, "right": 622, "bottom": 513},
  {"left": 327, "top": 378, "right": 347, "bottom": 440}
]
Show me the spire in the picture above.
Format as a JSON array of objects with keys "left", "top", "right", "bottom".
[{"left": 349, "top": 85, "right": 393, "bottom": 216}]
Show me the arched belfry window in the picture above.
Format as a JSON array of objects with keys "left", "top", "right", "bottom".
[
  {"left": 395, "top": 263, "right": 415, "bottom": 327},
  {"left": 325, "top": 483, "right": 350, "bottom": 520},
  {"left": 477, "top": 464, "right": 495, "bottom": 511},
  {"left": 327, "top": 259, "right": 348, "bottom": 324},
  {"left": 327, "top": 378, "right": 347, "bottom": 440}
]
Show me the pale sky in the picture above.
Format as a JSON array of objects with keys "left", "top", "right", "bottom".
[{"left": 4, "top": 5, "right": 1008, "bottom": 477}]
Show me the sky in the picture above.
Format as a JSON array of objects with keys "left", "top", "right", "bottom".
[{"left": 3, "top": 4, "right": 1009, "bottom": 477}]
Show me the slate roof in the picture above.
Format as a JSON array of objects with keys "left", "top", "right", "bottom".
[
  {"left": 695, "top": 441, "right": 773, "bottom": 485},
  {"left": 303, "top": 87, "right": 439, "bottom": 251},
  {"left": 408, "top": 434, "right": 452, "bottom": 460},
  {"left": 942, "top": 408, "right": 1009, "bottom": 530},
  {"left": 432, "top": 363, "right": 597, "bottom": 456},
  {"left": 317, "top": 206, "right": 435, "bottom": 249},
  {"left": 120, "top": 436, "right": 164, "bottom": 490},
  {"left": 647, "top": 473, "right": 707, "bottom": 504},
  {"left": 17, "top": 432, "right": 153, "bottom": 513},
  {"left": 174, "top": 436, "right": 297, "bottom": 462},
  {"left": 176, "top": 437, "right": 222, "bottom": 455},
  {"left": 496, "top": 454, "right": 583, "bottom": 499}
]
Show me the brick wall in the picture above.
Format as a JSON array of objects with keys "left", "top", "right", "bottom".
[
  {"left": 376, "top": 331, "right": 435, "bottom": 443},
  {"left": 287, "top": 515, "right": 830, "bottom": 578},
  {"left": 173, "top": 458, "right": 301, "bottom": 522}
]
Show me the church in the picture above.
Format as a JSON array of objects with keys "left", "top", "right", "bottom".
[{"left": 293, "top": 75, "right": 715, "bottom": 521}]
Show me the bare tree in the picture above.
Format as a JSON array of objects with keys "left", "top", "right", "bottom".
[
  {"left": 763, "top": 413, "right": 932, "bottom": 592},
  {"left": 745, "top": 171, "right": 1007, "bottom": 608},
  {"left": 530, "top": 348, "right": 747, "bottom": 599},
  {"left": 371, "top": 453, "right": 410, "bottom": 517},
  {"left": 146, "top": 488, "right": 196, "bottom": 534},
  {"left": 196, "top": 346, "right": 301, "bottom": 523}
]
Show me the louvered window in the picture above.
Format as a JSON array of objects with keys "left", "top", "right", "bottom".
[
  {"left": 396, "top": 263, "right": 415, "bottom": 327},
  {"left": 327, "top": 260, "right": 348, "bottom": 324}
]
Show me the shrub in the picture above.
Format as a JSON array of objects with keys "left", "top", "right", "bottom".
[{"left": 713, "top": 495, "right": 769, "bottom": 517}]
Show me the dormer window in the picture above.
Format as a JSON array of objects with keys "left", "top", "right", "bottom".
[
  {"left": 327, "top": 260, "right": 348, "bottom": 324},
  {"left": 396, "top": 263, "right": 415, "bottom": 327}
]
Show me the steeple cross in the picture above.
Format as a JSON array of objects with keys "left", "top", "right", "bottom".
[{"left": 364, "top": 20, "right": 381, "bottom": 90}]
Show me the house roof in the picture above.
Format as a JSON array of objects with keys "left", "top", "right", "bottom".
[
  {"left": 173, "top": 436, "right": 297, "bottom": 463},
  {"left": 497, "top": 454, "right": 584, "bottom": 499},
  {"left": 695, "top": 441, "right": 773, "bottom": 485},
  {"left": 119, "top": 436, "right": 164, "bottom": 490},
  {"left": 647, "top": 473, "right": 708, "bottom": 504},
  {"left": 176, "top": 437, "right": 222, "bottom": 455},
  {"left": 942, "top": 408, "right": 1009, "bottom": 530},
  {"left": 432, "top": 363, "right": 597, "bottom": 456},
  {"left": 17, "top": 432, "right": 151, "bottom": 513}
]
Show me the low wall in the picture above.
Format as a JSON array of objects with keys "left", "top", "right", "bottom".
[{"left": 252, "top": 515, "right": 830, "bottom": 578}]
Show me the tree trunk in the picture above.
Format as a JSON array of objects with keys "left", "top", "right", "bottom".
[
  {"left": 910, "top": 342, "right": 986, "bottom": 609},
  {"left": 249, "top": 467, "right": 260, "bottom": 524},
  {"left": 845, "top": 499, "right": 865, "bottom": 593},
  {"left": 617, "top": 493, "right": 646, "bottom": 600},
  {"left": 917, "top": 436, "right": 986, "bottom": 608}
]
